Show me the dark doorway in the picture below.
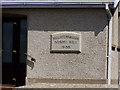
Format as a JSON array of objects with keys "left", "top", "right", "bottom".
[{"left": 2, "top": 16, "right": 27, "bottom": 86}]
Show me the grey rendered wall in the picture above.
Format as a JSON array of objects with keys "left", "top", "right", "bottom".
[
  {"left": 111, "top": 7, "right": 118, "bottom": 84},
  {"left": 0, "top": 6, "right": 2, "bottom": 85},
  {"left": 3, "top": 8, "right": 108, "bottom": 83},
  {"left": 118, "top": 9, "right": 120, "bottom": 84}
]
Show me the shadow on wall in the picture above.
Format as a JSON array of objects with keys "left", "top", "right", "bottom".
[
  {"left": 27, "top": 9, "right": 108, "bottom": 36},
  {"left": 27, "top": 59, "right": 34, "bottom": 70}
]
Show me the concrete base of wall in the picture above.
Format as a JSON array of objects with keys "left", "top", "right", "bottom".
[
  {"left": 16, "top": 83, "right": 118, "bottom": 88},
  {"left": 25, "top": 78, "right": 118, "bottom": 85},
  {"left": 26, "top": 78, "right": 107, "bottom": 85}
]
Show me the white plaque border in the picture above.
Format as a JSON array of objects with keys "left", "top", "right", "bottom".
[{"left": 50, "top": 32, "right": 81, "bottom": 53}]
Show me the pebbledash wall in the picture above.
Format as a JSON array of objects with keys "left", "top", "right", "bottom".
[{"left": 2, "top": 7, "right": 118, "bottom": 85}]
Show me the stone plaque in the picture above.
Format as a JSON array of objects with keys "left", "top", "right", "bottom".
[{"left": 50, "top": 32, "right": 81, "bottom": 52}]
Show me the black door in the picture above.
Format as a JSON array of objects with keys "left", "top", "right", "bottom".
[{"left": 2, "top": 17, "right": 27, "bottom": 86}]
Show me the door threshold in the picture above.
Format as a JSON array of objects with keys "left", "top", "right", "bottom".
[{"left": 0, "top": 84, "right": 17, "bottom": 88}]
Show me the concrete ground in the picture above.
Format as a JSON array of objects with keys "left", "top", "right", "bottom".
[{"left": 15, "top": 83, "right": 118, "bottom": 88}]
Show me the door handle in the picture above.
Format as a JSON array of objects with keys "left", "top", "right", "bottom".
[
  {"left": 13, "top": 50, "right": 17, "bottom": 53},
  {"left": 2, "top": 50, "right": 16, "bottom": 53}
]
